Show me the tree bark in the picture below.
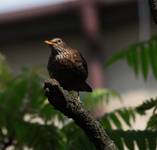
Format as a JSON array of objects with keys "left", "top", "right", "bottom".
[{"left": 44, "top": 79, "right": 118, "bottom": 150}]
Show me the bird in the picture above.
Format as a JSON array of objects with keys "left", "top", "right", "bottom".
[{"left": 44, "top": 38, "right": 92, "bottom": 93}]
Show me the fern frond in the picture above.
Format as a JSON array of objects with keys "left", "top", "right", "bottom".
[
  {"left": 13, "top": 120, "right": 66, "bottom": 149},
  {"left": 67, "top": 128, "right": 157, "bottom": 150},
  {"left": 83, "top": 88, "right": 121, "bottom": 111},
  {"left": 62, "top": 122, "right": 95, "bottom": 150},
  {"left": 107, "top": 129, "right": 157, "bottom": 150},
  {"left": 105, "top": 37, "right": 157, "bottom": 80},
  {"left": 136, "top": 97, "right": 157, "bottom": 115},
  {"left": 63, "top": 122, "right": 157, "bottom": 150},
  {"left": 147, "top": 114, "right": 157, "bottom": 129},
  {"left": 101, "top": 107, "right": 136, "bottom": 129}
]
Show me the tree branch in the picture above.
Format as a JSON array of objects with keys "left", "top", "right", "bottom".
[{"left": 44, "top": 79, "right": 118, "bottom": 150}]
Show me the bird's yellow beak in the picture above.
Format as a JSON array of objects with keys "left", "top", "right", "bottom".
[{"left": 44, "top": 40, "right": 53, "bottom": 45}]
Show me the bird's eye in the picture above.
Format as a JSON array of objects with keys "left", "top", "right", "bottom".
[{"left": 57, "top": 40, "right": 61, "bottom": 43}]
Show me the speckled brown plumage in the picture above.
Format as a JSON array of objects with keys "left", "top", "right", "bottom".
[{"left": 45, "top": 38, "right": 92, "bottom": 92}]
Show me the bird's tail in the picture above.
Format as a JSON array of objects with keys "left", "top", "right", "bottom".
[{"left": 81, "top": 82, "right": 92, "bottom": 92}]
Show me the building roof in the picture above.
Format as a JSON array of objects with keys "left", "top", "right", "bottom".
[{"left": 0, "top": 0, "right": 137, "bottom": 44}]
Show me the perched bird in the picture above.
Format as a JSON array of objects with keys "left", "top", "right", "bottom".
[{"left": 44, "top": 38, "right": 92, "bottom": 92}]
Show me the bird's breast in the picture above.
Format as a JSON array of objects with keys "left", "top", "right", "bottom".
[
  {"left": 56, "top": 52, "right": 70, "bottom": 61},
  {"left": 55, "top": 52, "right": 73, "bottom": 66},
  {"left": 48, "top": 51, "right": 87, "bottom": 80}
]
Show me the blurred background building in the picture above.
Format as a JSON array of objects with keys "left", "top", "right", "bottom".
[{"left": 0, "top": 0, "right": 156, "bottom": 129}]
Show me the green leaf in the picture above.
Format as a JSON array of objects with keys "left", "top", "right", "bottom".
[
  {"left": 39, "top": 104, "right": 56, "bottom": 120},
  {"left": 147, "top": 114, "right": 157, "bottom": 129},
  {"left": 149, "top": 39, "right": 157, "bottom": 79},
  {"left": 105, "top": 37, "right": 157, "bottom": 80},
  {"left": 117, "top": 108, "right": 135, "bottom": 127},
  {"left": 102, "top": 108, "right": 136, "bottom": 129},
  {"left": 136, "top": 137, "right": 147, "bottom": 150},
  {"left": 83, "top": 88, "right": 121, "bottom": 111},
  {"left": 140, "top": 44, "right": 149, "bottom": 80},
  {"left": 115, "top": 138, "right": 124, "bottom": 150},
  {"left": 107, "top": 130, "right": 157, "bottom": 150},
  {"left": 62, "top": 122, "right": 95, "bottom": 150},
  {"left": 147, "top": 135, "right": 157, "bottom": 150},
  {"left": 100, "top": 116, "right": 112, "bottom": 129},
  {"left": 124, "top": 137, "right": 135, "bottom": 150},
  {"left": 126, "top": 45, "right": 139, "bottom": 75},
  {"left": 136, "top": 97, "right": 157, "bottom": 115},
  {"left": 0, "top": 77, "right": 28, "bottom": 114},
  {"left": 29, "top": 75, "right": 45, "bottom": 108},
  {"left": 13, "top": 120, "right": 66, "bottom": 149},
  {"left": 111, "top": 133, "right": 124, "bottom": 150},
  {"left": 110, "top": 113, "right": 122, "bottom": 129},
  {"left": 105, "top": 49, "right": 127, "bottom": 67}
]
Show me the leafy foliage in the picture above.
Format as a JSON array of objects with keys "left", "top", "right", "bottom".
[
  {"left": 107, "top": 129, "right": 157, "bottom": 150},
  {"left": 136, "top": 97, "right": 157, "bottom": 115},
  {"left": 1, "top": 36, "right": 157, "bottom": 150},
  {"left": 0, "top": 54, "right": 67, "bottom": 149},
  {"left": 105, "top": 37, "right": 157, "bottom": 80},
  {"left": 63, "top": 122, "right": 157, "bottom": 150},
  {"left": 83, "top": 88, "right": 121, "bottom": 111},
  {"left": 147, "top": 114, "right": 157, "bottom": 129},
  {"left": 135, "top": 97, "right": 157, "bottom": 130},
  {"left": 101, "top": 108, "right": 136, "bottom": 129},
  {"left": 105, "top": 36, "right": 157, "bottom": 149},
  {"left": 12, "top": 120, "right": 66, "bottom": 150},
  {"left": 62, "top": 122, "right": 95, "bottom": 150},
  {"left": 0, "top": 53, "right": 12, "bottom": 89}
]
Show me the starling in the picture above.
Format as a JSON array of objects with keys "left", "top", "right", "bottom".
[{"left": 44, "top": 38, "right": 92, "bottom": 92}]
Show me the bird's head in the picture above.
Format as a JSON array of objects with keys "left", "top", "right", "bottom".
[{"left": 44, "top": 38, "right": 67, "bottom": 53}]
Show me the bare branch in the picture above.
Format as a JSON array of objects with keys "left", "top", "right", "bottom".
[{"left": 44, "top": 79, "right": 118, "bottom": 150}]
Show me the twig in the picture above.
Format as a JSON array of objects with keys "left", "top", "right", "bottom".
[{"left": 44, "top": 79, "right": 118, "bottom": 150}]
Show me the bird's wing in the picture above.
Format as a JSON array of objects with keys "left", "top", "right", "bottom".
[
  {"left": 72, "top": 49, "right": 88, "bottom": 75},
  {"left": 60, "top": 49, "right": 88, "bottom": 79},
  {"left": 78, "top": 52, "right": 88, "bottom": 75}
]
